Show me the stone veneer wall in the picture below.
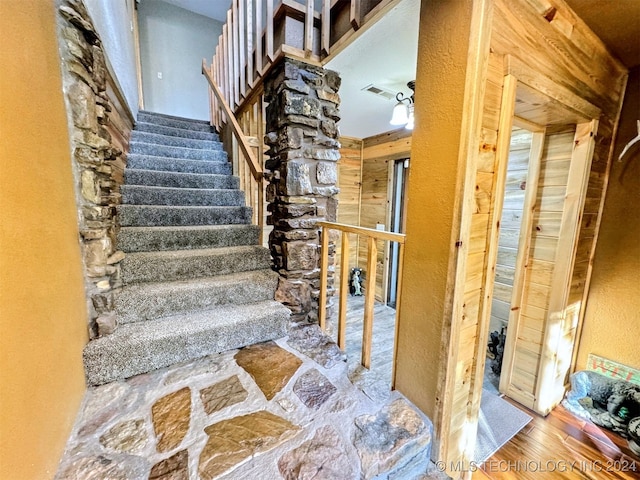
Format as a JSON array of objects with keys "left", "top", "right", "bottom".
[
  {"left": 264, "top": 58, "right": 341, "bottom": 323},
  {"left": 57, "top": 0, "right": 126, "bottom": 337}
]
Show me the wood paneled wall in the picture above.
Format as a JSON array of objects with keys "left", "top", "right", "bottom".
[
  {"left": 334, "top": 130, "right": 412, "bottom": 300},
  {"left": 106, "top": 68, "right": 134, "bottom": 186},
  {"left": 336, "top": 137, "right": 363, "bottom": 288},
  {"left": 359, "top": 129, "right": 412, "bottom": 301},
  {"left": 489, "top": 128, "right": 533, "bottom": 334}
]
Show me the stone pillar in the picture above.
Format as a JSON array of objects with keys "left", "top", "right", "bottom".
[{"left": 263, "top": 58, "right": 341, "bottom": 323}]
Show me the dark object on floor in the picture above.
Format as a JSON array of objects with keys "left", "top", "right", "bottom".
[
  {"left": 349, "top": 267, "right": 363, "bottom": 296},
  {"left": 563, "top": 370, "right": 640, "bottom": 454},
  {"left": 628, "top": 416, "right": 640, "bottom": 456},
  {"left": 487, "top": 328, "right": 506, "bottom": 375}
]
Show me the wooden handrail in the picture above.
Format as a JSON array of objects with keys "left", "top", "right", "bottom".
[
  {"left": 317, "top": 221, "right": 406, "bottom": 372},
  {"left": 317, "top": 221, "right": 406, "bottom": 243},
  {"left": 202, "top": 59, "right": 262, "bottom": 182}
]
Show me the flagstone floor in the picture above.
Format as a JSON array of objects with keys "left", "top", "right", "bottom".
[{"left": 55, "top": 298, "right": 449, "bottom": 480}]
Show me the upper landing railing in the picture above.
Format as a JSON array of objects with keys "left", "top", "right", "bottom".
[{"left": 207, "top": 0, "right": 402, "bottom": 122}]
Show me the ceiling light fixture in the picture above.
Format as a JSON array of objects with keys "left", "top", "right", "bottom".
[{"left": 389, "top": 80, "right": 415, "bottom": 130}]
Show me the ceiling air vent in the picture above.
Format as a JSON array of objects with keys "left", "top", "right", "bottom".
[{"left": 361, "top": 84, "right": 395, "bottom": 100}]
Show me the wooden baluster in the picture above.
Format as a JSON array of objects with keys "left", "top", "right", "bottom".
[
  {"left": 238, "top": 0, "right": 246, "bottom": 98},
  {"left": 222, "top": 39, "right": 228, "bottom": 121},
  {"left": 258, "top": 177, "right": 264, "bottom": 246},
  {"left": 391, "top": 241, "right": 405, "bottom": 389},
  {"left": 225, "top": 13, "right": 234, "bottom": 107},
  {"left": 321, "top": 0, "right": 330, "bottom": 57},
  {"left": 232, "top": 1, "right": 240, "bottom": 107},
  {"left": 350, "top": 0, "right": 362, "bottom": 30},
  {"left": 362, "top": 236, "right": 377, "bottom": 368},
  {"left": 212, "top": 56, "right": 219, "bottom": 129},
  {"left": 319, "top": 226, "right": 329, "bottom": 331},
  {"left": 266, "top": 0, "right": 274, "bottom": 62},
  {"left": 217, "top": 43, "right": 224, "bottom": 124},
  {"left": 255, "top": 0, "right": 263, "bottom": 75},
  {"left": 338, "top": 232, "right": 350, "bottom": 350},
  {"left": 304, "top": 0, "right": 314, "bottom": 57},
  {"left": 207, "top": 72, "right": 216, "bottom": 127},
  {"left": 246, "top": 0, "right": 253, "bottom": 87}
]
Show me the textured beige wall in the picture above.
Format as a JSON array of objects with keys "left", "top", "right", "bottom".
[
  {"left": 576, "top": 66, "right": 640, "bottom": 371},
  {"left": 394, "top": 0, "right": 476, "bottom": 419},
  {"left": 0, "top": 2, "right": 88, "bottom": 478}
]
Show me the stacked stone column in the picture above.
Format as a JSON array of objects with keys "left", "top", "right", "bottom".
[
  {"left": 264, "top": 59, "right": 341, "bottom": 323},
  {"left": 57, "top": 0, "right": 125, "bottom": 337}
]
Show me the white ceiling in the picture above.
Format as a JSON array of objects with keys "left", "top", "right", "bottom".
[{"left": 326, "top": 0, "right": 420, "bottom": 138}]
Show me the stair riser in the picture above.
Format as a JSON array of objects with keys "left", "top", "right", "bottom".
[
  {"left": 115, "top": 274, "right": 278, "bottom": 323},
  {"left": 131, "top": 131, "right": 223, "bottom": 150},
  {"left": 126, "top": 155, "right": 231, "bottom": 175},
  {"left": 83, "top": 302, "right": 290, "bottom": 385},
  {"left": 121, "top": 186, "right": 245, "bottom": 207},
  {"left": 117, "top": 226, "right": 260, "bottom": 252},
  {"left": 121, "top": 248, "right": 271, "bottom": 284},
  {"left": 135, "top": 122, "right": 219, "bottom": 141},
  {"left": 137, "top": 112, "right": 213, "bottom": 132},
  {"left": 118, "top": 205, "right": 252, "bottom": 227},
  {"left": 124, "top": 170, "right": 239, "bottom": 189},
  {"left": 129, "top": 142, "right": 227, "bottom": 162}
]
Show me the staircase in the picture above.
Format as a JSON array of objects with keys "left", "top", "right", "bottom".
[{"left": 83, "top": 111, "right": 290, "bottom": 386}]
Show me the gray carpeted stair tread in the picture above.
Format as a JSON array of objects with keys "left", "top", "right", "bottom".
[
  {"left": 121, "top": 245, "right": 271, "bottom": 283},
  {"left": 129, "top": 141, "right": 227, "bottom": 161},
  {"left": 138, "top": 110, "right": 211, "bottom": 124},
  {"left": 121, "top": 185, "right": 245, "bottom": 207},
  {"left": 126, "top": 154, "right": 231, "bottom": 175},
  {"left": 131, "top": 130, "right": 223, "bottom": 150},
  {"left": 117, "top": 205, "right": 252, "bottom": 226},
  {"left": 118, "top": 224, "right": 259, "bottom": 252},
  {"left": 115, "top": 269, "right": 279, "bottom": 323},
  {"left": 83, "top": 300, "right": 291, "bottom": 385},
  {"left": 124, "top": 169, "right": 239, "bottom": 189},
  {"left": 137, "top": 111, "right": 214, "bottom": 132},
  {"left": 135, "top": 121, "right": 219, "bottom": 141}
]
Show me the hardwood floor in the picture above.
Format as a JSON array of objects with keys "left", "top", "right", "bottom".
[{"left": 473, "top": 398, "right": 640, "bottom": 479}]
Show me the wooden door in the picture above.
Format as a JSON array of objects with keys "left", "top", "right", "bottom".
[{"left": 500, "top": 121, "right": 598, "bottom": 415}]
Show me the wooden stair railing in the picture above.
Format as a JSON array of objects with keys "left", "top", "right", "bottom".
[
  {"left": 208, "top": 0, "right": 401, "bottom": 116},
  {"left": 202, "top": 59, "right": 265, "bottom": 245},
  {"left": 317, "top": 221, "right": 406, "bottom": 385}
]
